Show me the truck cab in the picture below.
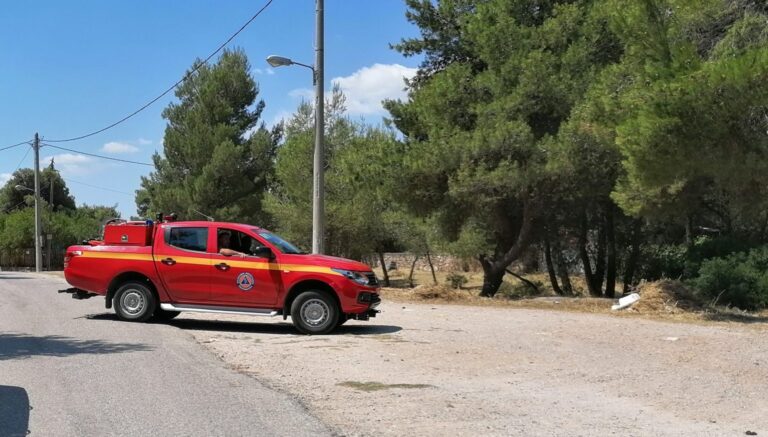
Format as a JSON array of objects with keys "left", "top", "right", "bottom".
[{"left": 62, "top": 218, "right": 380, "bottom": 334}]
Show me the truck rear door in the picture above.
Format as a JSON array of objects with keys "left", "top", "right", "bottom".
[{"left": 153, "top": 225, "right": 211, "bottom": 304}]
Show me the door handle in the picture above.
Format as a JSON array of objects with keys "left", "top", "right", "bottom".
[
  {"left": 161, "top": 258, "right": 176, "bottom": 266},
  {"left": 215, "top": 262, "right": 230, "bottom": 271}
]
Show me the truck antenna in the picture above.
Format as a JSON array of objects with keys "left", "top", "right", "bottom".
[{"left": 192, "top": 209, "right": 215, "bottom": 222}]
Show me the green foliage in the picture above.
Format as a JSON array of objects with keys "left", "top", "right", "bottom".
[
  {"left": 445, "top": 272, "right": 468, "bottom": 289},
  {"left": 637, "top": 244, "right": 688, "bottom": 280},
  {"left": 266, "top": 87, "right": 406, "bottom": 259},
  {"left": 0, "top": 165, "right": 76, "bottom": 213},
  {"left": 137, "top": 49, "right": 279, "bottom": 225},
  {"left": 638, "top": 236, "right": 754, "bottom": 281},
  {"left": 388, "top": 0, "right": 625, "bottom": 297},
  {"left": 693, "top": 247, "right": 768, "bottom": 310}
]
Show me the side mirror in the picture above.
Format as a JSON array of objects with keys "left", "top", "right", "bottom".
[{"left": 251, "top": 245, "right": 274, "bottom": 259}]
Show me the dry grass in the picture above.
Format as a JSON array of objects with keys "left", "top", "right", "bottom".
[{"left": 379, "top": 269, "right": 768, "bottom": 327}]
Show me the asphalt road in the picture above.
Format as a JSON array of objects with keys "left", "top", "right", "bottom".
[{"left": 0, "top": 272, "right": 331, "bottom": 437}]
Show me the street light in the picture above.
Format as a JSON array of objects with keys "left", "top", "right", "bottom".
[
  {"left": 266, "top": 0, "right": 325, "bottom": 254},
  {"left": 15, "top": 184, "right": 33, "bottom": 193}
]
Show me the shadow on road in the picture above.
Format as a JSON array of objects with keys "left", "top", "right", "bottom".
[
  {"left": 172, "top": 318, "right": 403, "bottom": 336},
  {"left": 0, "top": 275, "right": 32, "bottom": 280},
  {"left": 0, "top": 385, "right": 29, "bottom": 437},
  {"left": 83, "top": 312, "right": 402, "bottom": 335},
  {"left": 0, "top": 333, "right": 152, "bottom": 361}
]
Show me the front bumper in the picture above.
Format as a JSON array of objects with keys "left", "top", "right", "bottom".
[
  {"left": 350, "top": 291, "right": 381, "bottom": 321},
  {"left": 357, "top": 291, "right": 381, "bottom": 307}
]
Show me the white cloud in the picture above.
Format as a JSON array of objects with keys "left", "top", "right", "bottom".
[
  {"left": 287, "top": 64, "right": 417, "bottom": 117},
  {"left": 0, "top": 173, "right": 11, "bottom": 187},
  {"left": 331, "top": 63, "right": 417, "bottom": 116},
  {"left": 253, "top": 67, "right": 275, "bottom": 76},
  {"left": 269, "top": 110, "right": 294, "bottom": 128},
  {"left": 289, "top": 88, "right": 314, "bottom": 100},
  {"left": 137, "top": 138, "right": 152, "bottom": 146},
  {"left": 101, "top": 142, "right": 139, "bottom": 154},
  {"left": 43, "top": 153, "right": 97, "bottom": 176}
]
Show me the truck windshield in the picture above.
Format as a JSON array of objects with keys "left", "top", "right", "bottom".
[{"left": 256, "top": 230, "right": 304, "bottom": 254}]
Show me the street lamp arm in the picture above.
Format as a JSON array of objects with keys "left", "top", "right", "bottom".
[
  {"left": 290, "top": 61, "right": 314, "bottom": 72},
  {"left": 15, "top": 185, "right": 34, "bottom": 193}
]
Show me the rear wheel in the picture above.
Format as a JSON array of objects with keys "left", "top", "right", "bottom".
[
  {"left": 291, "top": 291, "right": 339, "bottom": 335},
  {"left": 113, "top": 281, "right": 156, "bottom": 322}
]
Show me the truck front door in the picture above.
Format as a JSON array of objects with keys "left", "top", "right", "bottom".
[
  {"left": 154, "top": 225, "right": 212, "bottom": 304},
  {"left": 209, "top": 227, "right": 281, "bottom": 307}
]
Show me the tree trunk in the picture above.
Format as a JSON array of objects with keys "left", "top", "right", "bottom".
[
  {"left": 377, "top": 252, "right": 390, "bottom": 287},
  {"left": 425, "top": 249, "right": 437, "bottom": 285},
  {"left": 479, "top": 256, "right": 506, "bottom": 298},
  {"left": 408, "top": 254, "right": 420, "bottom": 288},
  {"left": 552, "top": 239, "right": 573, "bottom": 296},
  {"left": 623, "top": 219, "right": 642, "bottom": 294},
  {"left": 477, "top": 198, "right": 537, "bottom": 297},
  {"left": 593, "top": 212, "right": 607, "bottom": 296},
  {"left": 605, "top": 206, "right": 617, "bottom": 299},
  {"left": 579, "top": 213, "right": 600, "bottom": 297},
  {"left": 544, "top": 238, "right": 563, "bottom": 295},
  {"left": 505, "top": 269, "right": 539, "bottom": 294}
]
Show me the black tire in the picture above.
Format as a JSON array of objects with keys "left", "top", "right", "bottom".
[
  {"left": 113, "top": 281, "right": 156, "bottom": 322},
  {"left": 152, "top": 308, "right": 181, "bottom": 322},
  {"left": 291, "top": 290, "right": 339, "bottom": 335}
]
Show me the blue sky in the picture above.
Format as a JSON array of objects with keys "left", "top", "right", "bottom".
[{"left": 0, "top": 0, "right": 421, "bottom": 218}]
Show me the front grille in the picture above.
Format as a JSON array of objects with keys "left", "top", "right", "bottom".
[{"left": 365, "top": 272, "right": 379, "bottom": 286}]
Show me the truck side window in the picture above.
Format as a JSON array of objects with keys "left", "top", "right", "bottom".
[
  {"left": 167, "top": 227, "right": 208, "bottom": 252},
  {"left": 218, "top": 229, "right": 256, "bottom": 255}
]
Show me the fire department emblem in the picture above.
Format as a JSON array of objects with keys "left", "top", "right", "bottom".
[{"left": 236, "top": 272, "right": 255, "bottom": 291}]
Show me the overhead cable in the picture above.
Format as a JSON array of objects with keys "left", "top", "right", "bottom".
[{"left": 45, "top": 0, "right": 275, "bottom": 143}]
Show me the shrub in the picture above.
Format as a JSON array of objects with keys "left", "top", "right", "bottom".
[
  {"left": 495, "top": 280, "right": 542, "bottom": 300},
  {"left": 637, "top": 244, "right": 687, "bottom": 280},
  {"left": 638, "top": 236, "right": 754, "bottom": 281},
  {"left": 692, "top": 246, "right": 768, "bottom": 311},
  {"left": 684, "top": 236, "right": 754, "bottom": 278},
  {"left": 445, "top": 273, "right": 468, "bottom": 289}
]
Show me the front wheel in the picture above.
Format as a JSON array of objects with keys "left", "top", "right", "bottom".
[
  {"left": 113, "top": 281, "right": 156, "bottom": 322},
  {"left": 291, "top": 291, "right": 339, "bottom": 335}
]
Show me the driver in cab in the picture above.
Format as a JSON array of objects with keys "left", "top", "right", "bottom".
[{"left": 218, "top": 230, "right": 247, "bottom": 258}]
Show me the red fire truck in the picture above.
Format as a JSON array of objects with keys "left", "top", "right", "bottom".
[{"left": 60, "top": 216, "right": 380, "bottom": 334}]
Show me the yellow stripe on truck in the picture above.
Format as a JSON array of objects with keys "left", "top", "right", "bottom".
[
  {"left": 80, "top": 251, "right": 341, "bottom": 275},
  {"left": 82, "top": 252, "right": 154, "bottom": 262}
]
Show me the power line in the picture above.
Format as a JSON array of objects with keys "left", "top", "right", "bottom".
[
  {"left": 12, "top": 145, "right": 33, "bottom": 174},
  {"left": 63, "top": 177, "right": 135, "bottom": 197},
  {"left": 2, "top": 199, "right": 29, "bottom": 213},
  {"left": 42, "top": 143, "right": 154, "bottom": 167},
  {"left": 0, "top": 140, "right": 32, "bottom": 152},
  {"left": 45, "top": 0, "right": 275, "bottom": 143}
]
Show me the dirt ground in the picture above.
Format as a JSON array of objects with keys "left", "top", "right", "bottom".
[{"left": 176, "top": 299, "right": 768, "bottom": 437}]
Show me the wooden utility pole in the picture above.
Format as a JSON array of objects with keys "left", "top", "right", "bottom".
[{"left": 33, "top": 133, "right": 42, "bottom": 272}]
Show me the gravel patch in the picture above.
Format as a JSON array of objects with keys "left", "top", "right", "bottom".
[{"left": 173, "top": 302, "right": 767, "bottom": 436}]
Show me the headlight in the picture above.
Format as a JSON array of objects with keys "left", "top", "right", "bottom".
[{"left": 332, "top": 268, "right": 371, "bottom": 286}]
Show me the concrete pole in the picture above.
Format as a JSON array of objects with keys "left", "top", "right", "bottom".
[
  {"left": 312, "top": 0, "right": 325, "bottom": 254},
  {"left": 33, "top": 133, "right": 42, "bottom": 272}
]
